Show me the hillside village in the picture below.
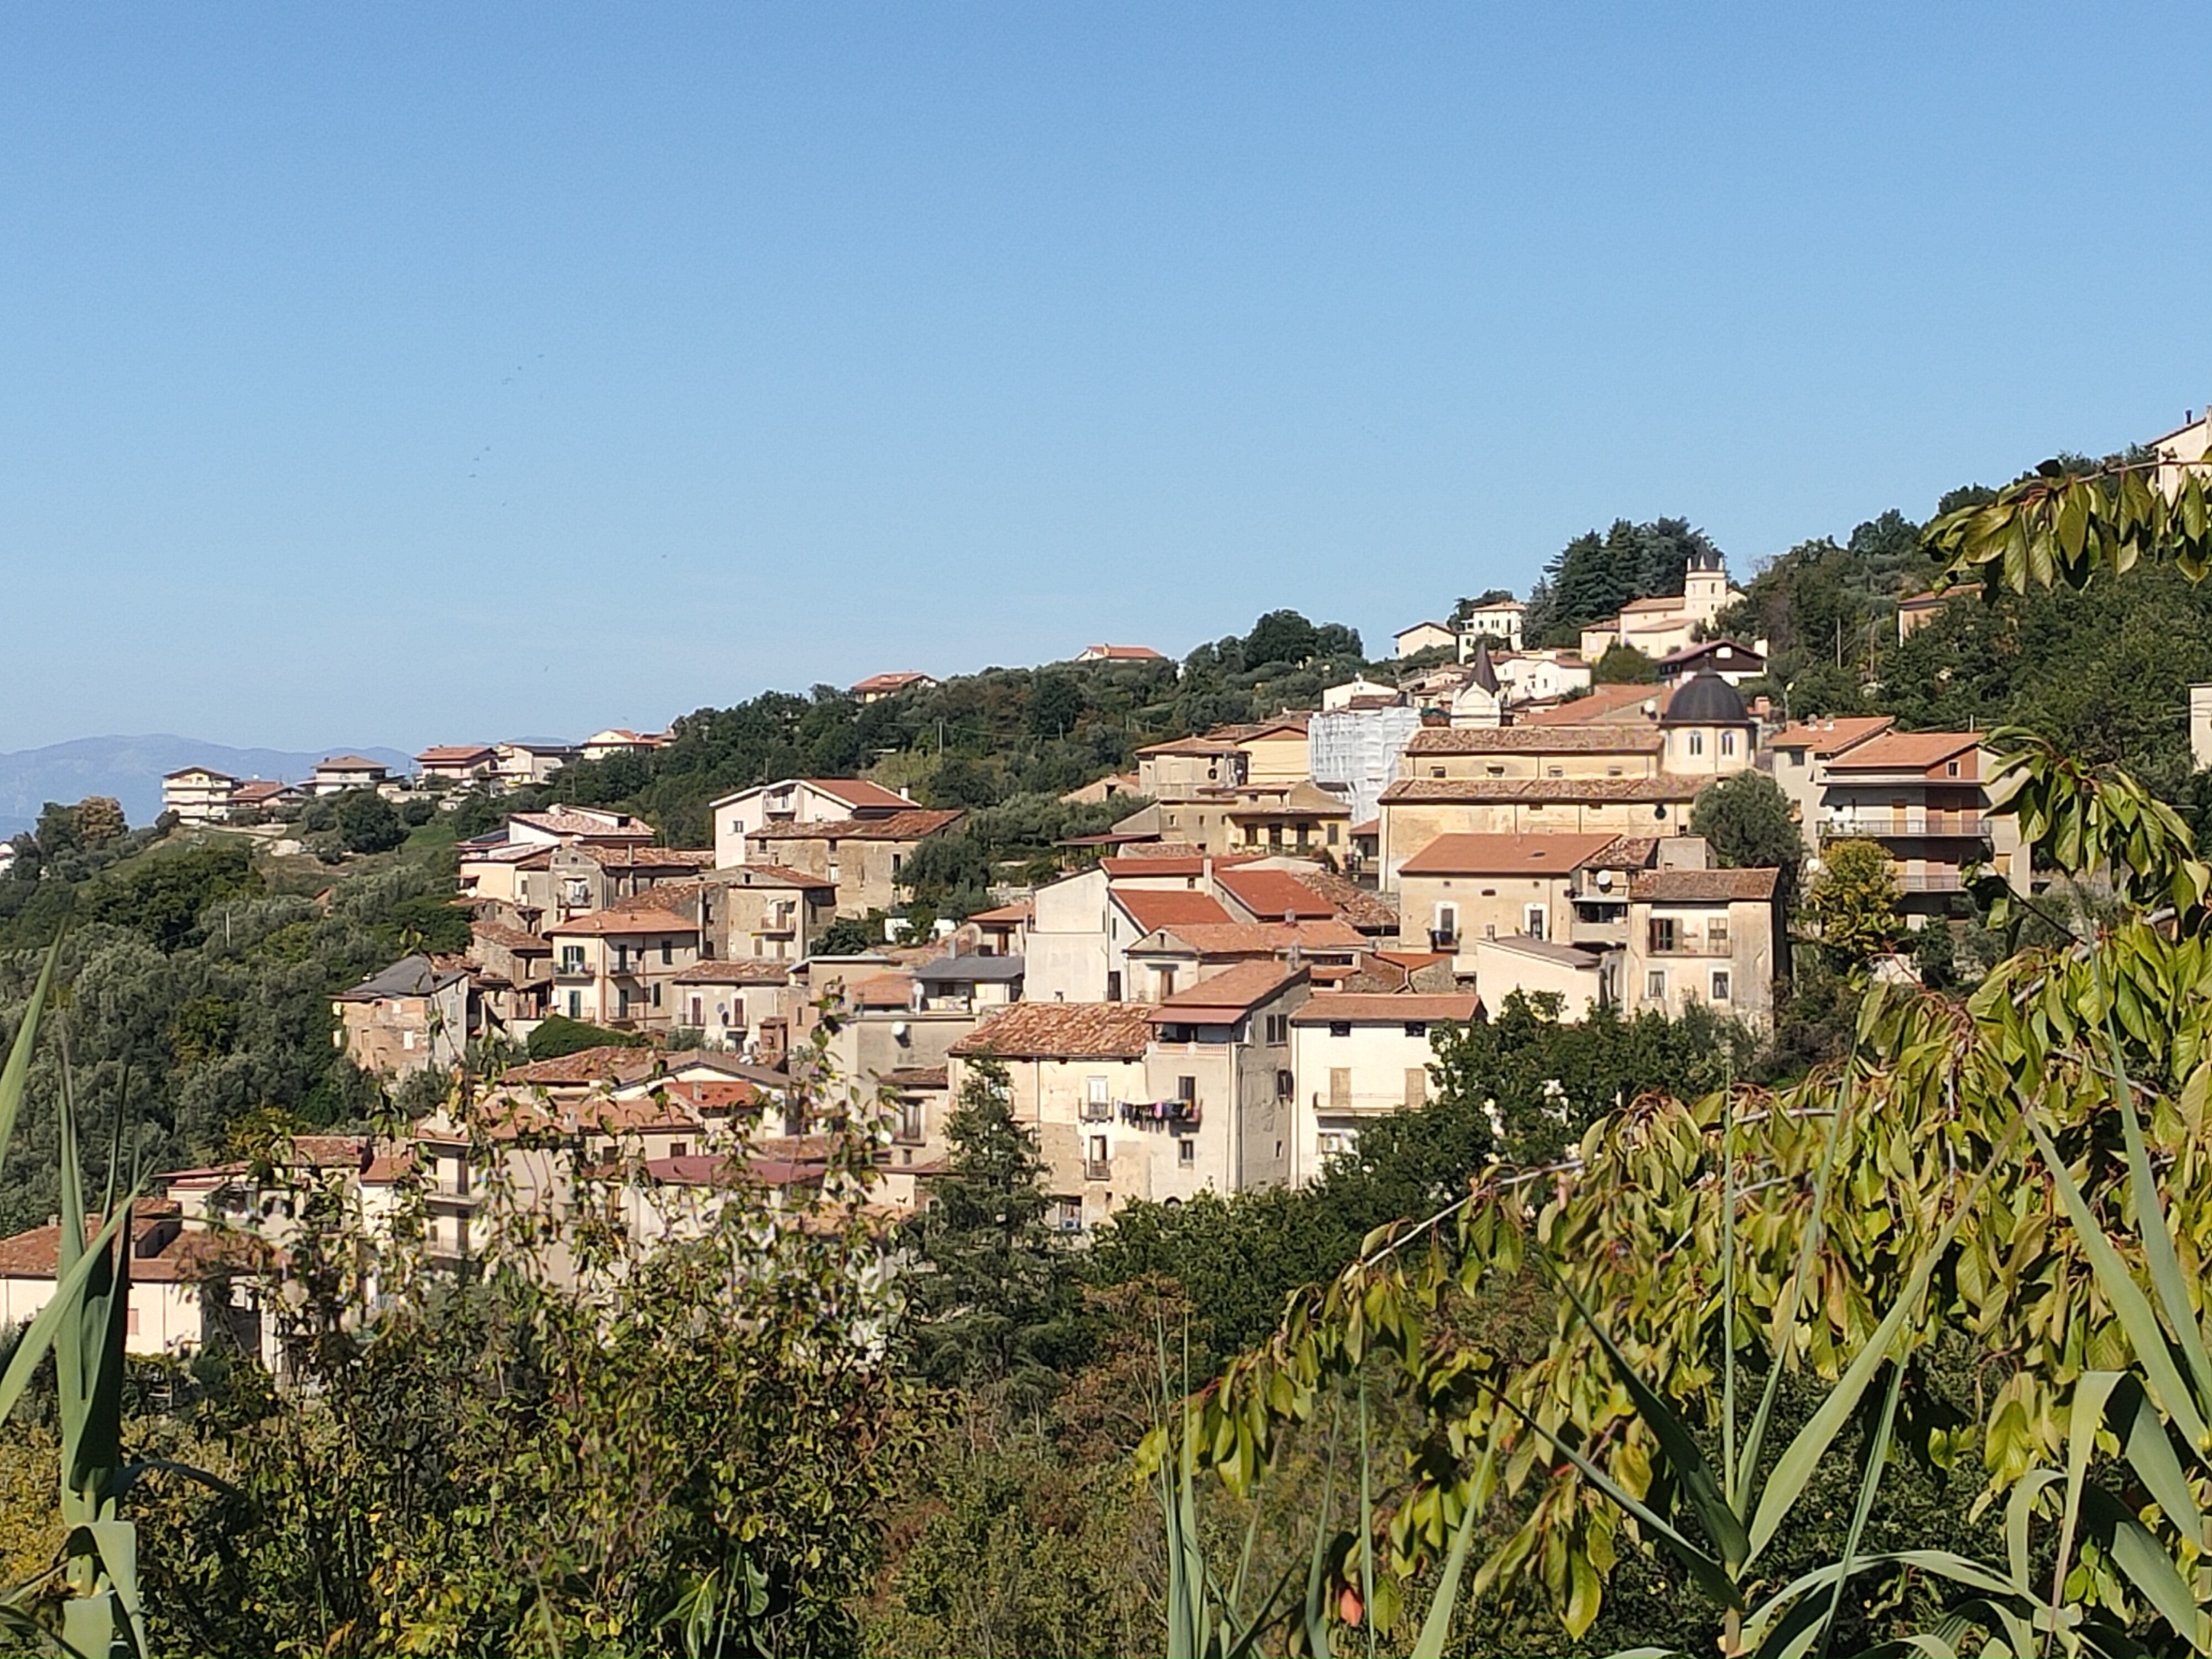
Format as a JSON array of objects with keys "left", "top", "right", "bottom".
[{"left": 9, "top": 410, "right": 2212, "bottom": 1358}]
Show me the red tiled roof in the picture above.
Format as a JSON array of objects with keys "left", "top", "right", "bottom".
[
  {"left": 1113, "top": 889, "right": 1234, "bottom": 933},
  {"left": 317, "top": 754, "right": 385, "bottom": 771},
  {"left": 849, "top": 973, "right": 914, "bottom": 1008},
  {"left": 1379, "top": 776, "right": 1694, "bottom": 805},
  {"left": 718, "top": 863, "right": 837, "bottom": 889},
  {"left": 849, "top": 673, "right": 935, "bottom": 695},
  {"left": 673, "top": 959, "right": 791, "bottom": 984},
  {"left": 1145, "top": 960, "right": 1303, "bottom": 1021},
  {"left": 1397, "top": 832, "right": 1626, "bottom": 875},
  {"left": 1514, "top": 685, "right": 1663, "bottom": 727},
  {"left": 1099, "top": 852, "right": 1264, "bottom": 877},
  {"left": 472, "top": 920, "right": 551, "bottom": 953},
  {"left": 575, "top": 846, "right": 716, "bottom": 870},
  {"left": 1137, "top": 920, "right": 1366, "bottom": 955},
  {"left": 502, "top": 1046, "right": 650, "bottom": 1087},
  {"left": 416, "top": 744, "right": 497, "bottom": 763},
  {"left": 1629, "top": 868, "right": 1783, "bottom": 902},
  {"left": 1214, "top": 867, "right": 1338, "bottom": 919},
  {"left": 968, "top": 900, "right": 1032, "bottom": 924},
  {"left": 548, "top": 907, "right": 698, "bottom": 937},
  {"left": 1290, "top": 993, "right": 1480, "bottom": 1025},
  {"left": 752, "top": 809, "right": 963, "bottom": 842},
  {"left": 1766, "top": 716, "right": 1896, "bottom": 757},
  {"left": 1406, "top": 726, "right": 1662, "bottom": 755},
  {"left": 1818, "top": 731, "right": 1981, "bottom": 776},
  {"left": 804, "top": 778, "right": 917, "bottom": 811},
  {"left": 950, "top": 1003, "right": 1155, "bottom": 1060}
]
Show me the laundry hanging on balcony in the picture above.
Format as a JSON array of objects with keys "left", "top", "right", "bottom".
[{"left": 1118, "top": 1099, "right": 1200, "bottom": 1129}]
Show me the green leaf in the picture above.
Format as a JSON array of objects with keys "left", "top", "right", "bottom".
[
  {"left": 2078, "top": 1484, "right": 2201, "bottom": 1644},
  {"left": 2105, "top": 1377, "right": 2199, "bottom": 1535},
  {"left": 1408, "top": 1478, "right": 1485, "bottom": 1658},
  {"left": 1747, "top": 1120, "right": 2018, "bottom": 1561},
  {"left": 1817, "top": 1360, "right": 1905, "bottom": 1657},
  {"left": 2051, "top": 1370, "right": 2123, "bottom": 1638},
  {"left": 1545, "top": 1258, "right": 1751, "bottom": 1570},
  {"left": 0, "top": 1204, "right": 132, "bottom": 1426},
  {"left": 0, "top": 937, "right": 61, "bottom": 1182},
  {"left": 2021, "top": 1110, "right": 2209, "bottom": 1447}
]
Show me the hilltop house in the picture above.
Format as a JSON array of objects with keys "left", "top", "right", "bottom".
[
  {"left": 708, "top": 778, "right": 921, "bottom": 868},
  {"left": 1578, "top": 550, "right": 1744, "bottom": 662},
  {"left": 161, "top": 767, "right": 237, "bottom": 826}
]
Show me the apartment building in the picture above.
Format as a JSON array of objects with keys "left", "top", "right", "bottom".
[
  {"left": 709, "top": 778, "right": 922, "bottom": 868},
  {"left": 1813, "top": 731, "right": 2030, "bottom": 918},
  {"left": 1624, "top": 868, "right": 1790, "bottom": 1027},
  {"left": 546, "top": 907, "right": 702, "bottom": 1030},
  {"left": 1287, "top": 992, "right": 1480, "bottom": 1184},
  {"left": 1139, "top": 961, "right": 1308, "bottom": 1201},
  {"left": 748, "top": 808, "right": 965, "bottom": 916},
  {"left": 706, "top": 863, "right": 839, "bottom": 961}
]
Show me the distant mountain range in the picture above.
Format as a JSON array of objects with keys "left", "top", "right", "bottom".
[{"left": 0, "top": 736, "right": 414, "bottom": 838}]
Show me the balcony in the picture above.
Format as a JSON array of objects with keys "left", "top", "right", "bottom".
[
  {"left": 1898, "top": 870, "right": 1967, "bottom": 894},
  {"left": 1080, "top": 1099, "right": 1115, "bottom": 1123},
  {"left": 1645, "top": 939, "right": 1734, "bottom": 958},
  {"left": 1084, "top": 1159, "right": 1113, "bottom": 1182},
  {"left": 1427, "top": 929, "right": 1460, "bottom": 952},
  {"left": 1821, "top": 811, "right": 1985, "bottom": 841},
  {"left": 554, "top": 962, "right": 593, "bottom": 982}
]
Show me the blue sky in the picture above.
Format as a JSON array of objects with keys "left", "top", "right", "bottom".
[{"left": 5, "top": 3, "right": 2209, "bottom": 752}]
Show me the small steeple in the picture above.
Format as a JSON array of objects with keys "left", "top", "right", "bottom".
[{"left": 1468, "top": 637, "right": 1500, "bottom": 695}]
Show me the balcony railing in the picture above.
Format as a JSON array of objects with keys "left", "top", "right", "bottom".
[
  {"left": 1080, "top": 1099, "right": 1115, "bottom": 1123},
  {"left": 1821, "top": 811, "right": 1986, "bottom": 840},
  {"left": 1898, "top": 870, "right": 1967, "bottom": 893},
  {"left": 1428, "top": 929, "right": 1459, "bottom": 952},
  {"left": 1646, "top": 940, "right": 1734, "bottom": 958},
  {"left": 554, "top": 963, "right": 592, "bottom": 982},
  {"left": 1084, "top": 1159, "right": 1113, "bottom": 1182}
]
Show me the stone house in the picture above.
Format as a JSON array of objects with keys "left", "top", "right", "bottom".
[
  {"left": 333, "top": 954, "right": 474, "bottom": 1076},
  {"left": 1287, "top": 992, "right": 1480, "bottom": 1184}
]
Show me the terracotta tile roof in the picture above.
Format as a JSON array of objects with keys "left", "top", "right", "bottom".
[
  {"left": 674, "top": 959, "right": 791, "bottom": 984},
  {"left": 1138, "top": 920, "right": 1367, "bottom": 955},
  {"left": 1397, "top": 832, "right": 1624, "bottom": 877},
  {"left": 1629, "top": 868, "right": 1783, "bottom": 902},
  {"left": 1352, "top": 817, "right": 1380, "bottom": 836},
  {"left": 1620, "top": 594, "right": 1684, "bottom": 614},
  {"left": 1818, "top": 731, "right": 1981, "bottom": 776},
  {"left": 639, "top": 1079, "right": 769, "bottom": 1112},
  {"left": 849, "top": 674, "right": 935, "bottom": 695},
  {"left": 1378, "top": 776, "right": 1695, "bottom": 805},
  {"left": 608, "top": 881, "right": 708, "bottom": 915},
  {"left": 1290, "top": 992, "right": 1481, "bottom": 1025},
  {"left": 752, "top": 809, "right": 963, "bottom": 842},
  {"left": 1222, "top": 782, "right": 1354, "bottom": 818},
  {"left": 1657, "top": 639, "right": 1764, "bottom": 667},
  {"left": 472, "top": 920, "right": 551, "bottom": 953},
  {"left": 1286, "top": 867, "right": 1399, "bottom": 931},
  {"left": 1405, "top": 726, "right": 1662, "bottom": 755},
  {"left": 509, "top": 808, "right": 656, "bottom": 839},
  {"left": 1135, "top": 733, "right": 1246, "bottom": 757},
  {"left": 1145, "top": 960, "right": 1303, "bottom": 1021},
  {"left": 849, "top": 973, "right": 915, "bottom": 1008},
  {"left": 967, "top": 900, "right": 1033, "bottom": 924},
  {"left": 502, "top": 1046, "right": 651, "bottom": 1087},
  {"left": 576, "top": 846, "right": 716, "bottom": 870},
  {"left": 1100, "top": 852, "right": 1264, "bottom": 877},
  {"left": 950, "top": 1002, "right": 1155, "bottom": 1060},
  {"left": 1081, "top": 644, "right": 1166, "bottom": 660},
  {"left": 547, "top": 907, "right": 697, "bottom": 937},
  {"left": 0, "top": 1212, "right": 265, "bottom": 1282},
  {"left": 718, "top": 862, "right": 838, "bottom": 889},
  {"left": 1515, "top": 684, "right": 1664, "bottom": 727},
  {"left": 1113, "top": 889, "right": 1234, "bottom": 933},
  {"left": 1766, "top": 716, "right": 1896, "bottom": 756},
  {"left": 232, "top": 780, "right": 295, "bottom": 804},
  {"left": 885, "top": 1065, "right": 948, "bottom": 1088},
  {"left": 802, "top": 778, "right": 919, "bottom": 811},
  {"left": 1214, "top": 867, "right": 1338, "bottom": 920},
  {"left": 317, "top": 754, "right": 385, "bottom": 771}
]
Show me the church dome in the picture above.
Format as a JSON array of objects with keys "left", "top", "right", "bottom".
[{"left": 1660, "top": 670, "right": 1749, "bottom": 726}]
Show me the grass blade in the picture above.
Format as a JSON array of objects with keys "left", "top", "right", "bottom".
[
  {"left": 1749, "top": 1119, "right": 2020, "bottom": 1560},
  {"left": 0, "top": 1205, "right": 132, "bottom": 1425},
  {"left": 1816, "top": 1358, "right": 1906, "bottom": 1658},
  {"left": 2077, "top": 1484, "right": 2201, "bottom": 1644},
  {"left": 1302, "top": 1411, "right": 1339, "bottom": 1659},
  {"left": 1407, "top": 1477, "right": 1484, "bottom": 1659},
  {"left": 0, "top": 937, "right": 61, "bottom": 1182},
  {"left": 2020, "top": 1110, "right": 2209, "bottom": 1447},
  {"left": 2106, "top": 1376, "right": 2199, "bottom": 1534},
  {"left": 1740, "top": 1067, "right": 1855, "bottom": 1512},
  {"left": 2050, "top": 1371, "right": 2123, "bottom": 1648},
  {"left": 1545, "top": 1255, "right": 1750, "bottom": 1569}
]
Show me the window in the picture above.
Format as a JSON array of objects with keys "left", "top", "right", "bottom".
[
  {"left": 1547, "top": 766, "right": 1563, "bottom": 778},
  {"left": 1433, "top": 902, "right": 1458, "bottom": 945},
  {"left": 1264, "top": 1013, "right": 1288, "bottom": 1044},
  {"left": 1721, "top": 730, "right": 1737, "bottom": 758},
  {"left": 1178, "top": 1139, "right": 1196, "bottom": 1167},
  {"left": 567, "top": 990, "right": 581, "bottom": 1019},
  {"left": 670, "top": 1141, "right": 688, "bottom": 1158},
  {"left": 1431, "top": 766, "right": 1446, "bottom": 778},
  {"left": 1645, "top": 969, "right": 1666, "bottom": 1000},
  {"left": 1404, "top": 1021, "right": 1428, "bottom": 1037},
  {"left": 1688, "top": 730, "right": 1705, "bottom": 757},
  {"left": 1328, "top": 1021, "right": 1352, "bottom": 1038},
  {"left": 1708, "top": 917, "right": 1729, "bottom": 949},
  {"left": 1087, "top": 1074, "right": 1110, "bottom": 1106},
  {"left": 1177, "top": 1075, "right": 1198, "bottom": 1104},
  {"left": 1058, "top": 1199, "right": 1084, "bottom": 1233},
  {"left": 660, "top": 940, "right": 673, "bottom": 966},
  {"left": 1105, "top": 971, "right": 1121, "bottom": 1001},
  {"left": 1649, "top": 917, "right": 1678, "bottom": 953},
  {"left": 1945, "top": 760, "right": 1961, "bottom": 777},
  {"left": 1486, "top": 764, "right": 1505, "bottom": 776},
  {"left": 651, "top": 982, "right": 662, "bottom": 1008},
  {"left": 1525, "top": 904, "right": 1546, "bottom": 940},
  {"left": 1710, "top": 969, "right": 1733, "bottom": 1002},
  {"left": 1089, "top": 1134, "right": 1108, "bottom": 1162},
  {"left": 1275, "top": 1068, "right": 1293, "bottom": 1100},
  {"left": 560, "top": 946, "right": 585, "bottom": 973},
  {"left": 1327, "top": 823, "right": 1339, "bottom": 846},
  {"left": 891, "top": 853, "right": 902, "bottom": 876},
  {"left": 1162, "top": 1022, "right": 1195, "bottom": 1044}
]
